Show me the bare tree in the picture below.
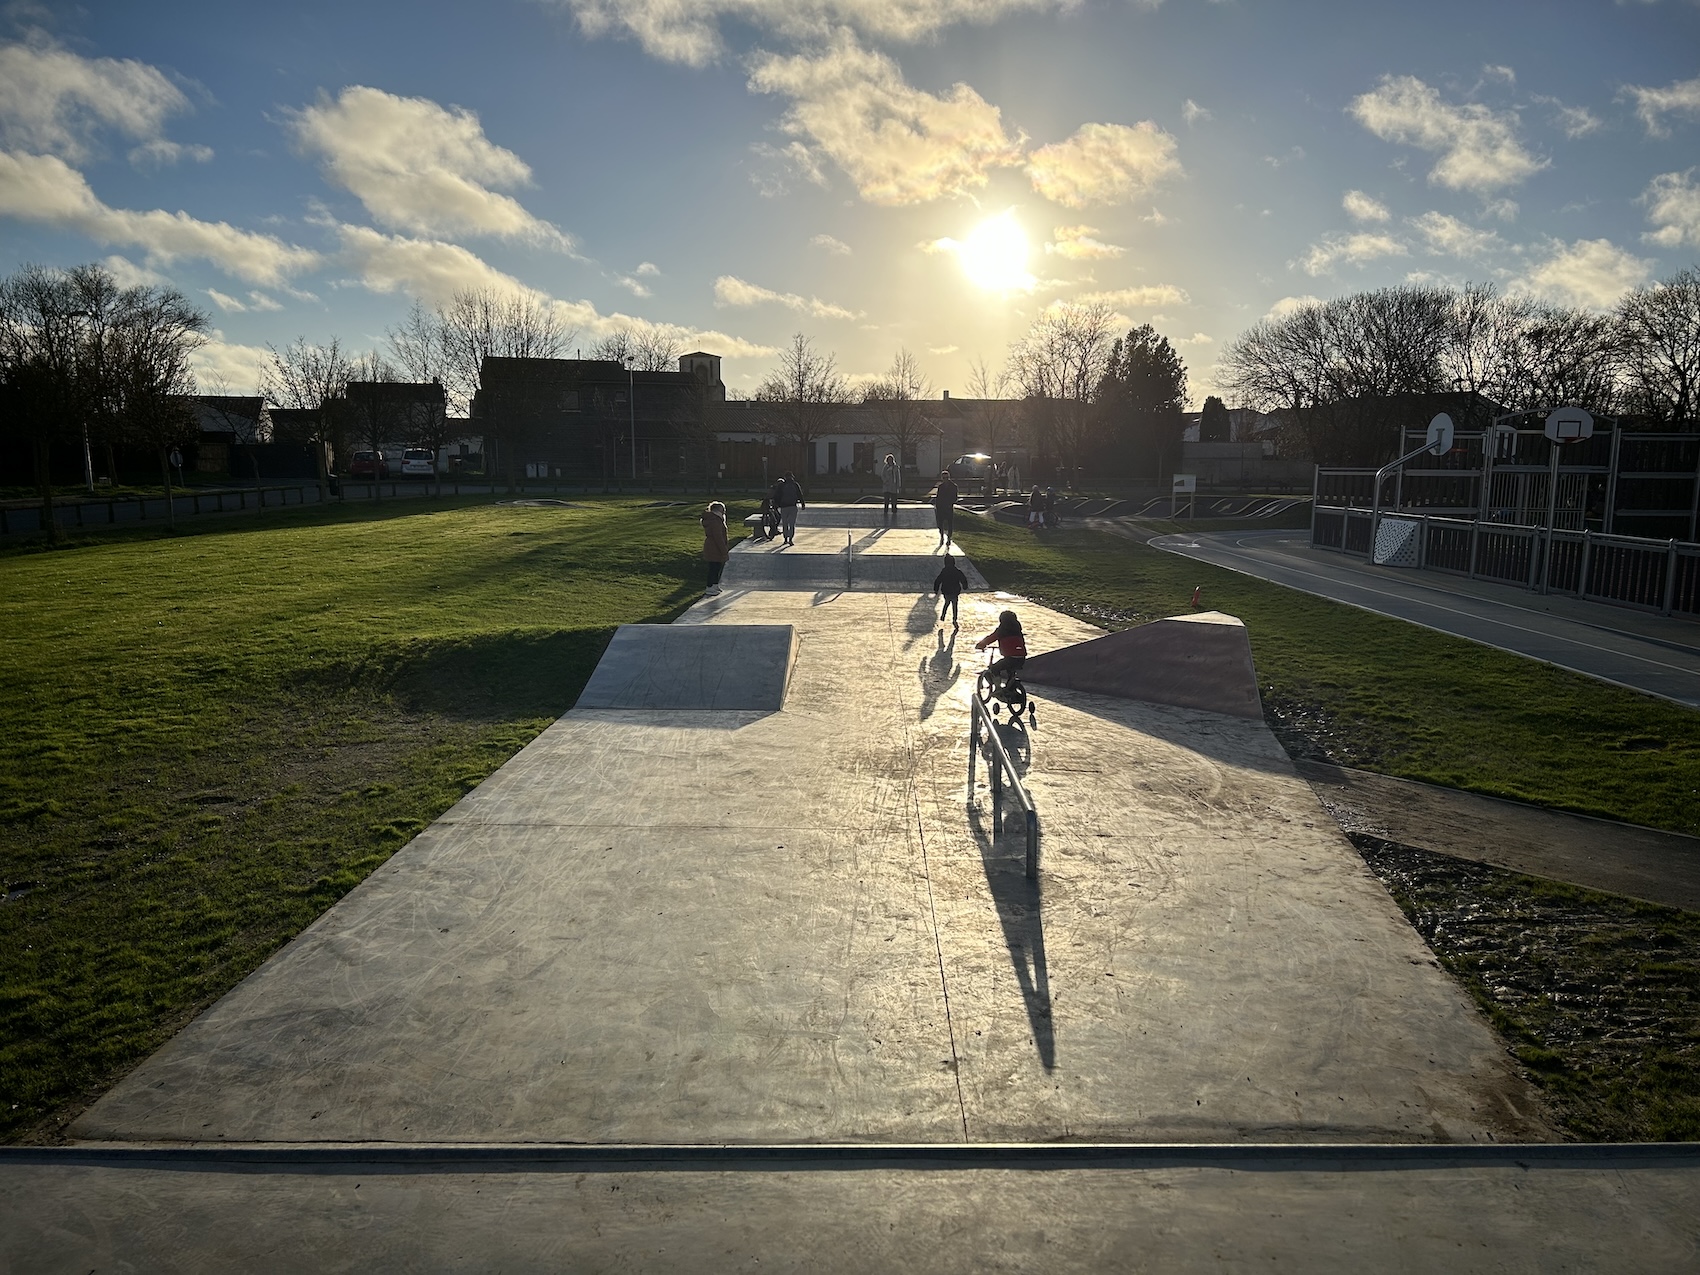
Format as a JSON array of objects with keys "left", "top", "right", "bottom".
[
  {"left": 109, "top": 285, "right": 207, "bottom": 527},
  {"left": 964, "top": 357, "right": 1017, "bottom": 493},
  {"left": 338, "top": 352, "right": 398, "bottom": 499},
  {"left": 753, "top": 333, "right": 853, "bottom": 483},
  {"left": 862, "top": 347, "right": 938, "bottom": 477},
  {"left": 261, "top": 335, "right": 353, "bottom": 477},
  {"left": 1006, "top": 300, "right": 1118, "bottom": 475},
  {"left": 1617, "top": 266, "right": 1700, "bottom": 423},
  {"left": 198, "top": 371, "right": 268, "bottom": 498},
  {"left": 588, "top": 326, "right": 681, "bottom": 371}
]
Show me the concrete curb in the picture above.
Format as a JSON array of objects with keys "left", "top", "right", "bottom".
[{"left": 11, "top": 1142, "right": 1698, "bottom": 1172}]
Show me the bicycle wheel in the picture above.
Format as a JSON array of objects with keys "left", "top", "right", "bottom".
[
  {"left": 1004, "top": 681, "right": 1028, "bottom": 719},
  {"left": 975, "top": 670, "right": 994, "bottom": 706}
]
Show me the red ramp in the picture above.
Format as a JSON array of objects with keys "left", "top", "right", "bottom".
[{"left": 1022, "top": 610, "right": 1262, "bottom": 719}]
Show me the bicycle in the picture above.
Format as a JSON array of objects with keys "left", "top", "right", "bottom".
[{"left": 975, "top": 656, "right": 1036, "bottom": 725}]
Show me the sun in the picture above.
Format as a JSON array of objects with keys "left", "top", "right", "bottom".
[{"left": 957, "top": 211, "right": 1034, "bottom": 292}]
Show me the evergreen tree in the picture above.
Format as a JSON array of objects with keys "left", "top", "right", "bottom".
[
  {"left": 1093, "top": 325, "right": 1188, "bottom": 482},
  {"left": 1200, "top": 394, "right": 1231, "bottom": 442}
]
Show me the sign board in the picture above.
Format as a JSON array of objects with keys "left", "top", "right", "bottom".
[
  {"left": 1544, "top": 405, "right": 1594, "bottom": 444},
  {"left": 1171, "top": 474, "right": 1196, "bottom": 494},
  {"left": 1426, "top": 413, "right": 1454, "bottom": 457},
  {"left": 1491, "top": 421, "right": 1518, "bottom": 459}
]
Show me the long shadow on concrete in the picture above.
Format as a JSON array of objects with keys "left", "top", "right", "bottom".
[
  {"left": 969, "top": 718, "right": 1054, "bottom": 1071},
  {"left": 916, "top": 629, "right": 963, "bottom": 721}
]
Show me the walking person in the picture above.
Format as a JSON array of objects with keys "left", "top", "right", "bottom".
[
  {"left": 1027, "top": 483, "right": 1045, "bottom": 532},
  {"left": 776, "top": 470, "right": 805, "bottom": 546},
  {"left": 933, "top": 552, "right": 968, "bottom": 629},
  {"left": 933, "top": 469, "right": 958, "bottom": 549},
  {"left": 766, "top": 477, "right": 784, "bottom": 540},
  {"left": 700, "top": 500, "right": 729, "bottom": 596},
  {"left": 880, "top": 452, "right": 901, "bottom": 521}
]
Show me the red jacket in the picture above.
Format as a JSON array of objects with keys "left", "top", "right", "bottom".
[{"left": 976, "top": 629, "right": 1026, "bottom": 659}]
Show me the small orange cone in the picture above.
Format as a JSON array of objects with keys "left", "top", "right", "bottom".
[{"left": 1190, "top": 585, "right": 1202, "bottom": 609}]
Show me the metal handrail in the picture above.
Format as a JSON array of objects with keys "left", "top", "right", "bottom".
[{"left": 967, "top": 692, "right": 1039, "bottom": 878}]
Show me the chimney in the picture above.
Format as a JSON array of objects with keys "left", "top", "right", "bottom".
[{"left": 941, "top": 389, "right": 950, "bottom": 399}]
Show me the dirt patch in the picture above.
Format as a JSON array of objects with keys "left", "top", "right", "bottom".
[{"left": 1354, "top": 834, "right": 1700, "bottom": 1142}]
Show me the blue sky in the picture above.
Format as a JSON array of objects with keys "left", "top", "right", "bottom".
[{"left": 2, "top": 0, "right": 1697, "bottom": 403}]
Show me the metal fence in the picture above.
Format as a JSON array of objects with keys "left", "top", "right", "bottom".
[
  {"left": 966, "top": 694, "right": 1039, "bottom": 878},
  {"left": 1328, "top": 510, "right": 1700, "bottom": 617}
]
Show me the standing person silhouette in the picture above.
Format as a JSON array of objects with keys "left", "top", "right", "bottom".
[
  {"left": 933, "top": 552, "right": 968, "bottom": 629},
  {"left": 880, "top": 452, "right": 901, "bottom": 521},
  {"left": 776, "top": 470, "right": 805, "bottom": 546},
  {"left": 700, "top": 501, "right": 728, "bottom": 596},
  {"left": 933, "top": 469, "right": 958, "bottom": 548}
]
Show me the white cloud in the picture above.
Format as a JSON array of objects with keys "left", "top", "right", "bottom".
[
  {"left": 129, "top": 139, "right": 214, "bottom": 167},
  {"left": 0, "top": 150, "right": 321, "bottom": 286},
  {"left": 99, "top": 254, "right": 168, "bottom": 289},
  {"left": 547, "top": 0, "right": 1067, "bottom": 67},
  {"left": 614, "top": 274, "right": 651, "bottom": 297},
  {"left": 1342, "top": 189, "right": 1390, "bottom": 222},
  {"left": 713, "top": 273, "right": 859, "bottom": 320},
  {"left": 1513, "top": 238, "right": 1653, "bottom": 310},
  {"left": 1625, "top": 74, "right": 1700, "bottom": 137},
  {"left": 1180, "top": 331, "right": 1213, "bottom": 345},
  {"left": 1533, "top": 98, "right": 1601, "bottom": 139},
  {"left": 336, "top": 223, "right": 538, "bottom": 304},
  {"left": 1077, "top": 284, "right": 1189, "bottom": 308},
  {"left": 1182, "top": 98, "right": 1211, "bottom": 125},
  {"left": 1642, "top": 169, "right": 1700, "bottom": 248},
  {"left": 1046, "top": 223, "right": 1124, "bottom": 260},
  {"left": 635, "top": 261, "right": 660, "bottom": 275},
  {"left": 1027, "top": 120, "right": 1181, "bottom": 208},
  {"left": 1349, "top": 74, "right": 1546, "bottom": 192},
  {"left": 811, "top": 232, "right": 852, "bottom": 254},
  {"left": 0, "top": 39, "right": 198, "bottom": 163},
  {"left": 928, "top": 343, "right": 958, "bottom": 355},
  {"left": 747, "top": 34, "right": 1023, "bottom": 205},
  {"left": 288, "top": 86, "right": 573, "bottom": 249},
  {"left": 1266, "top": 295, "right": 1321, "bottom": 320},
  {"left": 1482, "top": 64, "right": 1516, "bottom": 85},
  {"left": 1295, "top": 232, "right": 1408, "bottom": 275},
  {"left": 206, "top": 287, "right": 246, "bottom": 312},
  {"left": 1410, "top": 211, "right": 1502, "bottom": 258},
  {"left": 191, "top": 334, "right": 271, "bottom": 395}
]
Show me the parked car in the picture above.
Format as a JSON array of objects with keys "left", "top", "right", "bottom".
[
  {"left": 399, "top": 448, "right": 436, "bottom": 480},
  {"left": 349, "top": 450, "right": 390, "bottom": 479}
]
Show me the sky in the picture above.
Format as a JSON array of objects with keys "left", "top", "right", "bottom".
[{"left": 1, "top": 0, "right": 1697, "bottom": 405}]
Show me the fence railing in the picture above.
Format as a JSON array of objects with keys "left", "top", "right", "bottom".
[
  {"left": 966, "top": 694, "right": 1039, "bottom": 878},
  {"left": 1319, "top": 507, "right": 1700, "bottom": 618}
]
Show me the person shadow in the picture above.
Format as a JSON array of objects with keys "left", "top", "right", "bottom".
[
  {"left": 916, "top": 628, "right": 960, "bottom": 720},
  {"left": 968, "top": 716, "right": 1053, "bottom": 1071}
]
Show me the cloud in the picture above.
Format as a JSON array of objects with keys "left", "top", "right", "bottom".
[
  {"left": 0, "top": 39, "right": 199, "bottom": 163},
  {"left": 1642, "top": 169, "right": 1700, "bottom": 248},
  {"left": 1182, "top": 98, "right": 1211, "bottom": 125},
  {"left": 1625, "top": 74, "right": 1700, "bottom": 137},
  {"left": 288, "top": 86, "right": 574, "bottom": 249},
  {"left": 1046, "top": 223, "right": 1124, "bottom": 260},
  {"left": 1026, "top": 120, "right": 1181, "bottom": 207},
  {"left": 747, "top": 34, "right": 1023, "bottom": 205},
  {"left": 1179, "top": 331, "right": 1214, "bottom": 345},
  {"left": 1410, "top": 210, "right": 1502, "bottom": 258},
  {"left": 928, "top": 344, "right": 958, "bottom": 355},
  {"left": 614, "top": 273, "right": 651, "bottom": 297},
  {"left": 191, "top": 333, "right": 272, "bottom": 395},
  {"left": 128, "top": 139, "right": 214, "bottom": 167},
  {"left": 811, "top": 232, "right": 852, "bottom": 254},
  {"left": 1342, "top": 189, "right": 1390, "bottom": 222},
  {"left": 1349, "top": 74, "right": 1546, "bottom": 192},
  {"left": 0, "top": 150, "right": 321, "bottom": 286},
  {"left": 1482, "top": 64, "right": 1516, "bottom": 86},
  {"left": 1532, "top": 97, "right": 1601, "bottom": 139},
  {"left": 1513, "top": 238, "right": 1653, "bottom": 310},
  {"left": 713, "top": 273, "right": 859, "bottom": 320},
  {"left": 98, "top": 254, "right": 169, "bottom": 289},
  {"left": 1077, "top": 284, "right": 1189, "bottom": 308},
  {"left": 635, "top": 261, "right": 660, "bottom": 275},
  {"left": 336, "top": 223, "right": 538, "bottom": 304},
  {"left": 1266, "top": 295, "right": 1321, "bottom": 320},
  {"left": 1295, "top": 232, "right": 1408, "bottom": 275},
  {"left": 545, "top": 0, "right": 1066, "bottom": 67}
]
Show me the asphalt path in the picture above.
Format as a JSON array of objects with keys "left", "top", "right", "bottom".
[{"left": 1142, "top": 528, "right": 1700, "bottom": 709}]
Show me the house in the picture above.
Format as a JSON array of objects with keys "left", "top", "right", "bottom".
[
  {"left": 333, "top": 380, "right": 447, "bottom": 456},
  {"left": 191, "top": 395, "right": 270, "bottom": 473},
  {"left": 472, "top": 353, "right": 724, "bottom": 480}
]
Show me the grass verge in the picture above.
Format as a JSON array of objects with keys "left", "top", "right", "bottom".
[
  {"left": 952, "top": 516, "right": 1700, "bottom": 837},
  {"left": 0, "top": 494, "right": 735, "bottom": 1141}
]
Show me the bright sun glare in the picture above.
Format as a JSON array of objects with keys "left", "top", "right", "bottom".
[{"left": 957, "top": 211, "right": 1033, "bottom": 292}]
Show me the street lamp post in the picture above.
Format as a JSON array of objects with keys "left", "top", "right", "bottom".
[{"left": 626, "top": 358, "right": 637, "bottom": 480}]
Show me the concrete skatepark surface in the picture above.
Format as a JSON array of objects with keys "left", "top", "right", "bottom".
[
  {"left": 576, "top": 623, "right": 799, "bottom": 710},
  {"left": 12, "top": 506, "right": 1697, "bottom": 1269},
  {"left": 1022, "top": 610, "right": 1263, "bottom": 719}
]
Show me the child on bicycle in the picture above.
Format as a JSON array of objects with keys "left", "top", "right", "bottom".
[{"left": 974, "top": 609, "right": 1027, "bottom": 686}]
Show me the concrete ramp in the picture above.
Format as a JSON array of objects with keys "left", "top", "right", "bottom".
[
  {"left": 1022, "top": 610, "right": 1262, "bottom": 719},
  {"left": 575, "top": 624, "right": 797, "bottom": 710}
]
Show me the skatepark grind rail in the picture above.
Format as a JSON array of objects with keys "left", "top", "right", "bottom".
[{"left": 967, "top": 694, "right": 1039, "bottom": 878}]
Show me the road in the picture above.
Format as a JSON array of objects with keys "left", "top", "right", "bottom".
[{"left": 1143, "top": 527, "right": 1700, "bottom": 709}]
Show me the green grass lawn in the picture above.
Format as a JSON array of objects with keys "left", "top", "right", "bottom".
[
  {"left": 953, "top": 517, "right": 1700, "bottom": 836},
  {"left": 0, "top": 495, "right": 733, "bottom": 1141}
]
